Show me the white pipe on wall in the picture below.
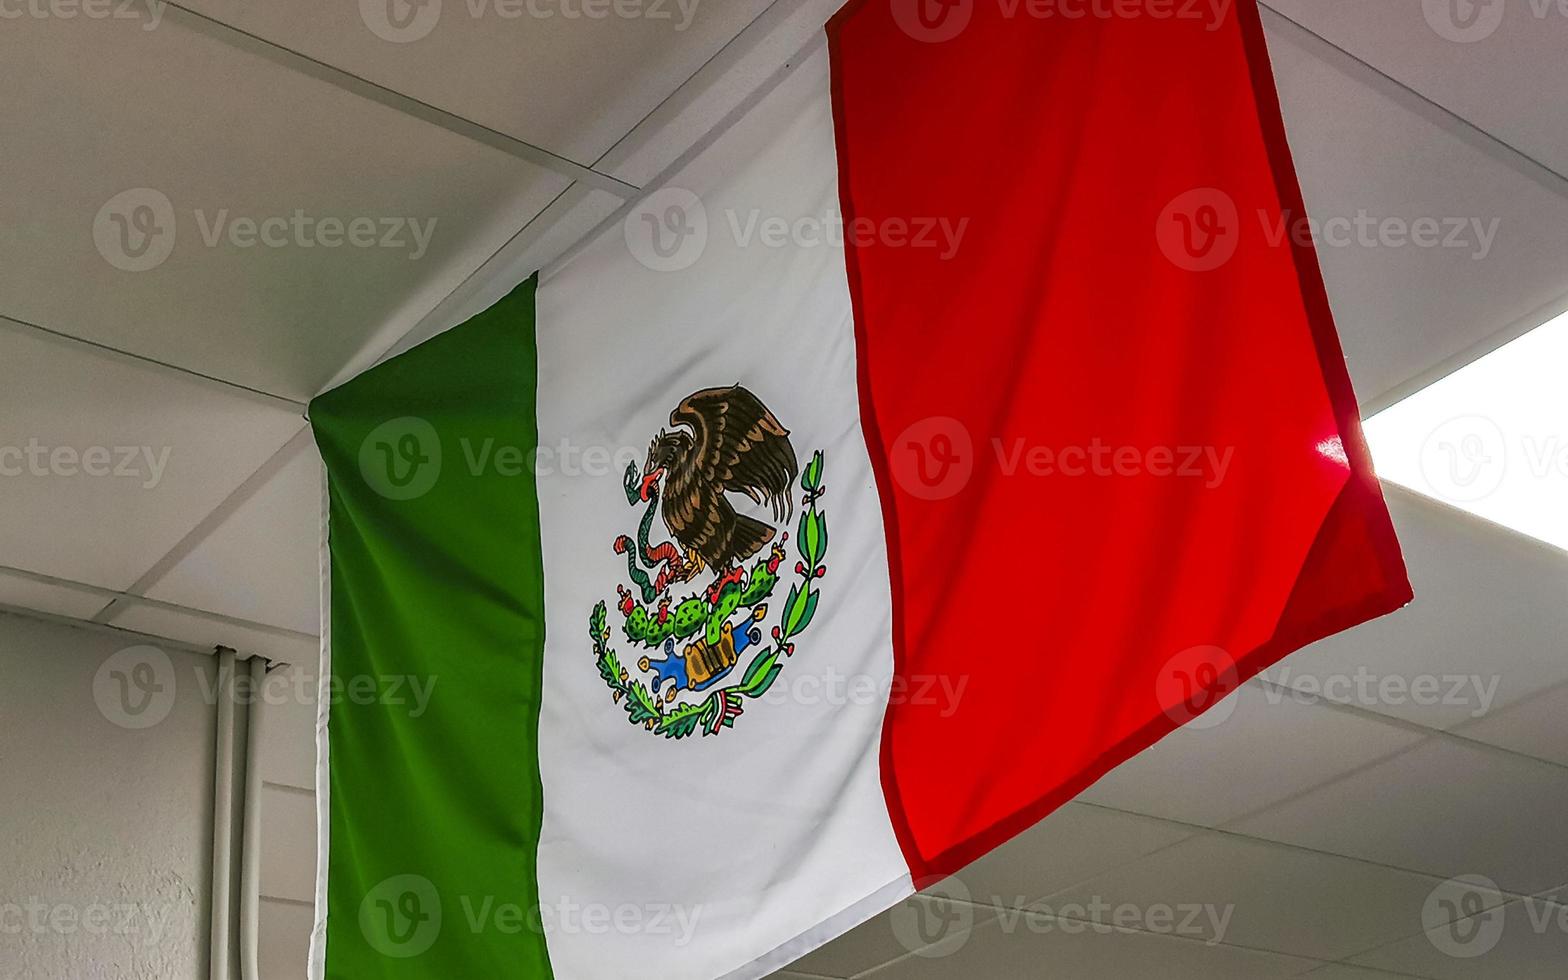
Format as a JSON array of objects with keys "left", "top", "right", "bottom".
[
  {"left": 239, "top": 655, "right": 268, "bottom": 980},
  {"left": 209, "top": 647, "right": 238, "bottom": 980}
]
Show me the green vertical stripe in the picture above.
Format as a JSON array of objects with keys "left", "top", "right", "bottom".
[{"left": 309, "top": 276, "right": 553, "bottom": 979}]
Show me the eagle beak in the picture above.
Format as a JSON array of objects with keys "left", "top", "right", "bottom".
[{"left": 639, "top": 468, "right": 665, "bottom": 501}]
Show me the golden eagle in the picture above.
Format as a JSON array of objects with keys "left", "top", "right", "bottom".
[{"left": 640, "top": 385, "right": 798, "bottom": 573}]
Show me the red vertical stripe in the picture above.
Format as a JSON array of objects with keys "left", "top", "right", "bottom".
[{"left": 829, "top": 0, "right": 1410, "bottom": 879}]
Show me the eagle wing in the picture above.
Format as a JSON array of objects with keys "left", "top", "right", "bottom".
[{"left": 671, "top": 385, "right": 798, "bottom": 521}]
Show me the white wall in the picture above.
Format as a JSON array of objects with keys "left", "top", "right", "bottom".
[
  {"left": 0, "top": 611, "right": 322, "bottom": 980},
  {"left": 0, "top": 612, "right": 214, "bottom": 979}
]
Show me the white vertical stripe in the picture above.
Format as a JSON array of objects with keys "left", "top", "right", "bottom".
[
  {"left": 532, "top": 46, "right": 911, "bottom": 980},
  {"left": 307, "top": 466, "right": 331, "bottom": 980}
]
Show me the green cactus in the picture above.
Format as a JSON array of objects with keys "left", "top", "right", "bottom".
[
  {"left": 739, "top": 562, "right": 778, "bottom": 606},
  {"left": 705, "top": 584, "right": 744, "bottom": 646},
  {"left": 670, "top": 597, "right": 707, "bottom": 637},
  {"left": 618, "top": 550, "right": 785, "bottom": 648}
]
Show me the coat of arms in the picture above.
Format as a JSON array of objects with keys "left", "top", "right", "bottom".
[{"left": 589, "top": 385, "right": 829, "bottom": 739}]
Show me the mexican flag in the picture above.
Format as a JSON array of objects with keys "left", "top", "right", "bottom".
[{"left": 306, "top": 1, "right": 1412, "bottom": 978}]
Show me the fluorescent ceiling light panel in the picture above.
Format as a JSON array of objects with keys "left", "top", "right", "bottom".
[{"left": 1363, "top": 310, "right": 1568, "bottom": 553}]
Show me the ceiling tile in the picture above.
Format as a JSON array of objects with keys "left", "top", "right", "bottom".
[
  {"left": 1265, "top": 486, "right": 1568, "bottom": 730},
  {"left": 1230, "top": 738, "right": 1568, "bottom": 896},
  {"left": 1263, "top": 0, "right": 1568, "bottom": 178},
  {"left": 144, "top": 440, "right": 322, "bottom": 635},
  {"left": 857, "top": 912, "right": 1317, "bottom": 980},
  {"left": 0, "top": 329, "right": 303, "bottom": 591},
  {"left": 1040, "top": 832, "right": 1445, "bottom": 962},
  {"left": 1, "top": 13, "right": 569, "bottom": 403},
  {"left": 1352, "top": 896, "right": 1568, "bottom": 980},
  {"left": 1078, "top": 683, "right": 1424, "bottom": 827},
  {"left": 174, "top": 0, "right": 773, "bottom": 164},
  {"left": 106, "top": 600, "right": 318, "bottom": 666},
  {"left": 955, "top": 803, "right": 1193, "bottom": 910},
  {"left": 0, "top": 569, "right": 112, "bottom": 621},
  {"left": 1264, "top": 15, "right": 1568, "bottom": 404},
  {"left": 1455, "top": 680, "right": 1568, "bottom": 769}
]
